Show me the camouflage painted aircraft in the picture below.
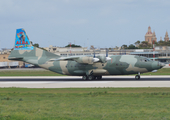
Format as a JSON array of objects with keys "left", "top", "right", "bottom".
[{"left": 8, "top": 28, "right": 165, "bottom": 80}]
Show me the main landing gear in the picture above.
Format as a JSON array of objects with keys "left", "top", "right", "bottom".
[
  {"left": 135, "top": 72, "right": 140, "bottom": 80},
  {"left": 82, "top": 75, "right": 102, "bottom": 80}
]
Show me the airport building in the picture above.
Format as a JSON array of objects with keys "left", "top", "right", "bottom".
[
  {"left": 0, "top": 49, "right": 24, "bottom": 68},
  {"left": 43, "top": 45, "right": 170, "bottom": 63},
  {"left": 1, "top": 45, "right": 170, "bottom": 68}
]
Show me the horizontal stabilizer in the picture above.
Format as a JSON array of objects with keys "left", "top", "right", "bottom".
[{"left": 8, "top": 57, "right": 23, "bottom": 60}]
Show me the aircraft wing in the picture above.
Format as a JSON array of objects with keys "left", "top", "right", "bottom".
[
  {"left": 49, "top": 56, "right": 80, "bottom": 61},
  {"left": 49, "top": 56, "right": 99, "bottom": 64}
]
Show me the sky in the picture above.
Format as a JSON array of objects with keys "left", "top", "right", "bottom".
[{"left": 0, "top": 0, "right": 170, "bottom": 49}]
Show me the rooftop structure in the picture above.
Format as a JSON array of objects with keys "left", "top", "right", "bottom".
[
  {"left": 164, "top": 31, "right": 169, "bottom": 42},
  {"left": 145, "top": 26, "right": 153, "bottom": 44},
  {"left": 44, "top": 45, "right": 88, "bottom": 53},
  {"left": 145, "top": 26, "right": 169, "bottom": 44}
]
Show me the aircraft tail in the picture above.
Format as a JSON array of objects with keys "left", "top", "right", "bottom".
[
  {"left": 14, "top": 28, "right": 34, "bottom": 50},
  {"left": 8, "top": 28, "right": 60, "bottom": 65}
]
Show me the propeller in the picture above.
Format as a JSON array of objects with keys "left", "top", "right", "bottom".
[
  {"left": 93, "top": 49, "right": 95, "bottom": 58},
  {"left": 92, "top": 49, "right": 99, "bottom": 62},
  {"left": 97, "top": 48, "right": 111, "bottom": 63},
  {"left": 105, "top": 48, "right": 111, "bottom": 61}
]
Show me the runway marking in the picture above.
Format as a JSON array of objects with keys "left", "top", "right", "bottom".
[{"left": 1, "top": 76, "right": 170, "bottom": 88}]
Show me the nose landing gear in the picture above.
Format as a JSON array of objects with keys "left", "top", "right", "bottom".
[
  {"left": 135, "top": 72, "right": 140, "bottom": 80},
  {"left": 135, "top": 75, "right": 140, "bottom": 80}
]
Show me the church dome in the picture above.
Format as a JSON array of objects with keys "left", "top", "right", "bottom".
[{"left": 146, "top": 26, "right": 152, "bottom": 34}]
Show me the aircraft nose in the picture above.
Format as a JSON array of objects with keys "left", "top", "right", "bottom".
[
  {"left": 152, "top": 61, "right": 165, "bottom": 70},
  {"left": 159, "top": 62, "right": 165, "bottom": 68}
]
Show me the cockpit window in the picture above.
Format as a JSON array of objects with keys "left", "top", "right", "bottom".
[
  {"left": 140, "top": 58, "right": 150, "bottom": 62},
  {"left": 147, "top": 58, "right": 151, "bottom": 61}
]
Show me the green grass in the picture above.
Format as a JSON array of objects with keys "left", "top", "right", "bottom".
[
  {"left": 142, "top": 68, "right": 170, "bottom": 75},
  {"left": 0, "top": 68, "right": 170, "bottom": 76},
  {"left": 0, "top": 70, "right": 65, "bottom": 76},
  {"left": 0, "top": 88, "right": 170, "bottom": 120}
]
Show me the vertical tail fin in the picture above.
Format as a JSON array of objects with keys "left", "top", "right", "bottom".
[
  {"left": 14, "top": 28, "right": 34, "bottom": 50},
  {"left": 9, "top": 28, "right": 60, "bottom": 62}
]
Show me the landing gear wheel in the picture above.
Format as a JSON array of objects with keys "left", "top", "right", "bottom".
[
  {"left": 94, "top": 76, "right": 97, "bottom": 80},
  {"left": 97, "top": 76, "right": 102, "bottom": 80},
  {"left": 82, "top": 75, "right": 87, "bottom": 80},
  {"left": 88, "top": 75, "right": 94, "bottom": 80},
  {"left": 135, "top": 75, "right": 140, "bottom": 80}
]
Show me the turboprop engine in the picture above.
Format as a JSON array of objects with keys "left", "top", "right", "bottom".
[
  {"left": 97, "top": 55, "right": 111, "bottom": 63},
  {"left": 74, "top": 56, "right": 99, "bottom": 64},
  {"left": 96, "top": 48, "right": 111, "bottom": 63},
  {"left": 75, "top": 49, "right": 111, "bottom": 64}
]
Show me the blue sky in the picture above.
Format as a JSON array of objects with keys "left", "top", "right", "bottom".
[{"left": 0, "top": 0, "right": 170, "bottom": 49}]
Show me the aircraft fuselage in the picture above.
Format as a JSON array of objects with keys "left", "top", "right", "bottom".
[{"left": 38, "top": 55, "right": 163, "bottom": 76}]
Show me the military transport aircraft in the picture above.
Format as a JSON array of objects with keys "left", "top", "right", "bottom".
[{"left": 8, "top": 28, "right": 165, "bottom": 80}]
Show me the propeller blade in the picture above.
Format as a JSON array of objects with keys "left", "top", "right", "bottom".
[
  {"left": 106, "top": 48, "right": 108, "bottom": 57},
  {"left": 105, "top": 49, "right": 111, "bottom": 61},
  {"left": 106, "top": 57, "right": 111, "bottom": 61},
  {"left": 93, "top": 50, "right": 95, "bottom": 58},
  {"left": 93, "top": 58, "right": 99, "bottom": 62}
]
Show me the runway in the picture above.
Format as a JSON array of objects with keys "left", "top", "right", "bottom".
[{"left": 0, "top": 76, "right": 170, "bottom": 88}]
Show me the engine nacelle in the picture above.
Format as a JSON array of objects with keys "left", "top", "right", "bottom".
[
  {"left": 74, "top": 56, "right": 99, "bottom": 64},
  {"left": 97, "top": 55, "right": 112, "bottom": 63},
  {"left": 98, "top": 55, "right": 106, "bottom": 63}
]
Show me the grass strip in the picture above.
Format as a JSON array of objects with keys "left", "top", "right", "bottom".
[
  {"left": 0, "top": 68, "right": 170, "bottom": 76},
  {"left": 0, "top": 70, "right": 65, "bottom": 76},
  {"left": 0, "top": 88, "right": 170, "bottom": 120}
]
